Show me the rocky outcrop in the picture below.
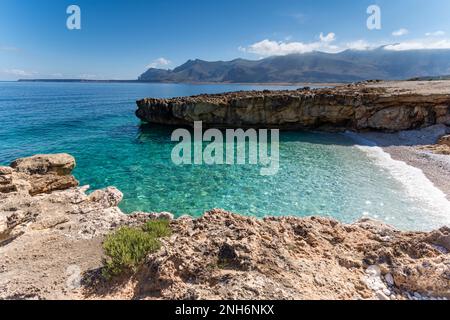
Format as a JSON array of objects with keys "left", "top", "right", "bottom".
[
  {"left": 0, "top": 154, "right": 152, "bottom": 299},
  {"left": 0, "top": 154, "right": 130, "bottom": 248},
  {"left": 1, "top": 154, "right": 449, "bottom": 300},
  {"left": 136, "top": 81, "right": 450, "bottom": 132},
  {"left": 120, "top": 210, "right": 449, "bottom": 300},
  {"left": 1, "top": 154, "right": 79, "bottom": 196}
]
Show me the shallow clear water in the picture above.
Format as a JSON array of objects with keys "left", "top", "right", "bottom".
[{"left": 0, "top": 82, "right": 449, "bottom": 231}]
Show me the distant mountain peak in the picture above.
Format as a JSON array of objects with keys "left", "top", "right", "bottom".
[{"left": 138, "top": 49, "right": 450, "bottom": 83}]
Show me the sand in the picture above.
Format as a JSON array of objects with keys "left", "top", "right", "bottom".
[{"left": 356, "top": 125, "right": 450, "bottom": 200}]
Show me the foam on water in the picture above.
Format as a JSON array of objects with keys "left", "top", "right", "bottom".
[{"left": 345, "top": 131, "right": 450, "bottom": 225}]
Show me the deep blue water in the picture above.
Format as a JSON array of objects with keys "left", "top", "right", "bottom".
[{"left": 1, "top": 82, "right": 449, "bottom": 231}]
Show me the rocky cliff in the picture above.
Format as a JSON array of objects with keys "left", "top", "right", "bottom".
[
  {"left": 1, "top": 154, "right": 449, "bottom": 300},
  {"left": 136, "top": 81, "right": 450, "bottom": 132},
  {"left": 0, "top": 154, "right": 152, "bottom": 299}
]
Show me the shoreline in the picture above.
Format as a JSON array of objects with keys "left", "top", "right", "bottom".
[
  {"left": 354, "top": 125, "right": 450, "bottom": 202},
  {"left": 15, "top": 79, "right": 340, "bottom": 87}
]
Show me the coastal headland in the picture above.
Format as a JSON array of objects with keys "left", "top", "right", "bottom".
[{"left": 136, "top": 80, "right": 450, "bottom": 132}]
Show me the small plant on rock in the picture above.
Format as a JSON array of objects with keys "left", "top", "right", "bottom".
[
  {"left": 102, "top": 219, "right": 171, "bottom": 278},
  {"left": 143, "top": 219, "right": 172, "bottom": 238}
]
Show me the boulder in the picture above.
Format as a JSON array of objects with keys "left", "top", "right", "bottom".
[
  {"left": 11, "top": 154, "right": 76, "bottom": 176},
  {"left": 1, "top": 154, "right": 79, "bottom": 196},
  {"left": 425, "top": 227, "right": 450, "bottom": 251},
  {"left": 26, "top": 174, "right": 79, "bottom": 196},
  {"left": 88, "top": 187, "right": 123, "bottom": 208}
]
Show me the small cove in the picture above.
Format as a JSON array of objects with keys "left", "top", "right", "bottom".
[{"left": 1, "top": 82, "right": 449, "bottom": 231}]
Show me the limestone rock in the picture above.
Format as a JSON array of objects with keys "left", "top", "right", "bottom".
[
  {"left": 136, "top": 81, "right": 450, "bottom": 132},
  {"left": 121, "top": 209, "right": 450, "bottom": 300},
  {"left": 0, "top": 154, "right": 158, "bottom": 299},
  {"left": 425, "top": 227, "right": 450, "bottom": 251},
  {"left": 26, "top": 174, "right": 79, "bottom": 196},
  {"left": 1, "top": 154, "right": 79, "bottom": 196},
  {"left": 88, "top": 187, "right": 123, "bottom": 208},
  {"left": 11, "top": 154, "right": 76, "bottom": 175}
]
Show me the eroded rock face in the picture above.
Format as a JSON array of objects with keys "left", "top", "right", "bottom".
[
  {"left": 136, "top": 82, "right": 450, "bottom": 132},
  {"left": 0, "top": 154, "right": 157, "bottom": 299},
  {"left": 0, "top": 155, "right": 126, "bottom": 247},
  {"left": 1, "top": 154, "right": 79, "bottom": 196},
  {"left": 11, "top": 154, "right": 76, "bottom": 175},
  {"left": 128, "top": 210, "right": 450, "bottom": 300}
]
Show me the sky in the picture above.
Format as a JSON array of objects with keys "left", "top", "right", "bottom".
[{"left": 1, "top": 0, "right": 450, "bottom": 80}]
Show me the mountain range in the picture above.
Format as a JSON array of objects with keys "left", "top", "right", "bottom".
[{"left": 138, "top": 47, "right": 450, "bottom": 83}]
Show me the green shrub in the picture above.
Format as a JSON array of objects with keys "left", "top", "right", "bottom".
[
  {"left": 143, "top": 219, "right": 172, "bottom": 238},
  {"left": 102, "top": 220, "right": 171, "bottom": 278}
]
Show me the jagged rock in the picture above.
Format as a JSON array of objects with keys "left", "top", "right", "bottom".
[
  {"left": 124, "top": 209, "right": 450, "bottom": 300},
  {"left": 0, "top": 154, "right": 79, "bottom": 196},
  {"left": 11, "top": 154, "right": 76, "bottom": 175},
  {"left": 88, "top": 187, "right": 123, "bottom": 208},
  {"left": 0, "top": 154, "right": 159, "bottom": 299},
  {"left": 130, "top": 211, "right": 175, "bottom": 221},
  {"left": 136, "top": 81, "right": 450, "bottom": 132},
  {"left": 425, "top": 227, "right": 450, "bottom": 251},
  {"left": 26, "top": 174, "right": 79, "bottom": 196}
]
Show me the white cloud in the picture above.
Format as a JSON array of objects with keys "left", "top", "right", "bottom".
[
  {"left": 319, "top": 32, "right": 336, "bottom": 42},
  {"left": 384, "top": 39, "right": 450, "bottom": 51},
  {"left": 240, "top": 31, "right": 450, "bottom": 57},
  {"left": 392, "top": 28, "right": 409, "bottom": 37},
  {"left": 425, "top": 30, "right": 446, "bottom": 37},
  {"left": 239, "top": 32, "right": 339, "bottom": 56},
  {"left": 147, "top": 57, "right": 171, "bottom": 69},
  {"left": 345, "top": 40, "right": 375, "bottom": 51}
]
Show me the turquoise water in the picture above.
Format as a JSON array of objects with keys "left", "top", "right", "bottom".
[{"left": 1, "top": 82, "right": 449, "bottom": 231}]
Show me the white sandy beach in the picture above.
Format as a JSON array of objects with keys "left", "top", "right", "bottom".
[{"left": 352, "top": 125, "right": 450, "bottom": 202}]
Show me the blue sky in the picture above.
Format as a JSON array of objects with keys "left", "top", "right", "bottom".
[{"left": 1, "top": 0, "right": 450, "bottom": 80}]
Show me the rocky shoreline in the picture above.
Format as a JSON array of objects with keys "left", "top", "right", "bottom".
[
  {"left": 1, "top": 154, "right": 449, "bottom": 300},
  {"left": 136, "top": 81, "right": 450, "bottom": 132}
]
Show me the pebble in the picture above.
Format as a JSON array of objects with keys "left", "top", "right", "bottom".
[
  {"left": 376, "top": 290, "right": 390, "bottom": 300},
  {"left": 365, "top": 265, "right": 381, "bottom": 276},
  {"left": 385, "top": 273, "right": 394, "bottom": 286}
]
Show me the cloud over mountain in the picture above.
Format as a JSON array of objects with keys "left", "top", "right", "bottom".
[{"left": 139, "top": 47, "right": 450, "bottom": 83}]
